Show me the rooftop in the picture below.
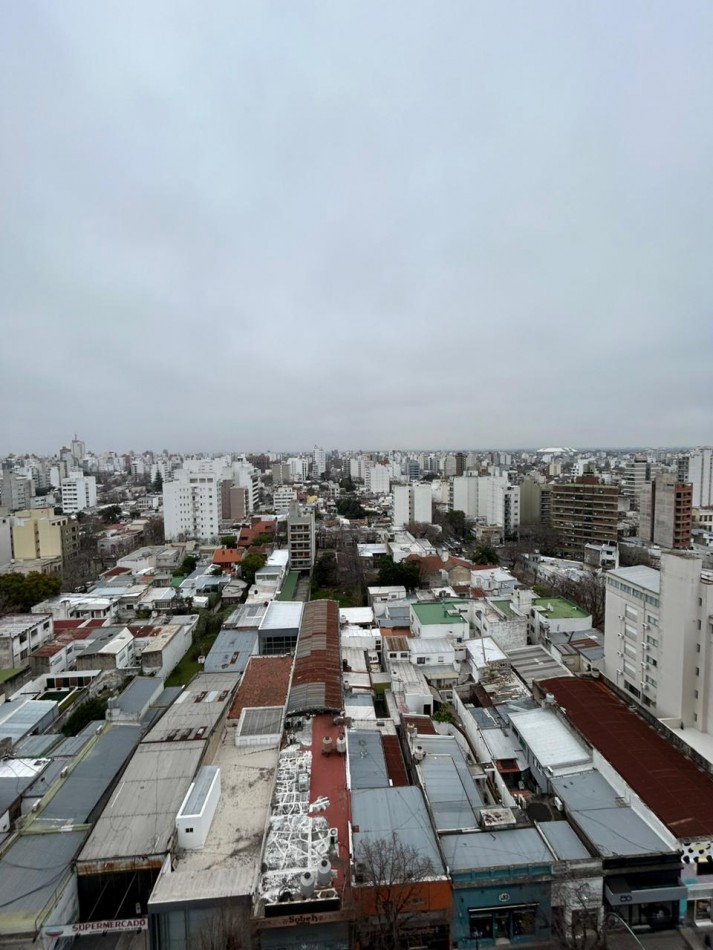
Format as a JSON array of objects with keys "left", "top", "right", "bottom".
[
  {"left": 228, "top": 655, "right": 293, "bottom": 720},
  {"left": 411, "top": 601, "right": 468, "bottom": 626},
  {"left": 607, "top": 565, "right": 661, "bottom": 594},
  {"left": 260, "top": 600, "right": 304, "bottom": 631},
  {"left": 277, "top": 570, "right": 300, "bottom": 601},
  {"left": 288, "top": 600, "right": 342, "bottom": 714},
  {"left": 352, "top": 785, "right": 444, "bottom": 874},
  {"left": 204, "top": 629, "right": 258, "bottom": 675},
  {"left": 508, "top": 707, "right": 592, "bottom": 773},
  {"left": 442, "top": 827, "right": 553, "bottom": 873},
  {"left": 542, "top": 677, "right": 713, "bottom": 840},
  {"left": 507, "top": 645, "right": 573, "bottom": 688},
  {"left": 532, "top": 597, "right": 590, "bottom": 620}
]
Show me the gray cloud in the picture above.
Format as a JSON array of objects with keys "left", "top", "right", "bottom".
[{"left": 1, "top": 1, "right": 712, "bottom": 453}]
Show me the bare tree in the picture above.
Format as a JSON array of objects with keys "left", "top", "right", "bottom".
[
  {"left": 551, "top": 874, "right": 603, "bottom": 950},
  {"left": 353, "top": 832, "right": 437, "bottom": 950},
  {"left": 197, "top": 905, "right": 253, "bottom": 950}
]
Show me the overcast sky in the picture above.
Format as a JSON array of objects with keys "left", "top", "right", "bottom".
[{"left": 1, "top": 2, "right": 712, "bottom": 455}]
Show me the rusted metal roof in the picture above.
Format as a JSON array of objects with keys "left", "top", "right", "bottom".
[
  {"left": 287, "top": 600, "right": 342, "bottom": 714},
  {"left": 541, "top": 677, "right": 713, "bottom": 840}
]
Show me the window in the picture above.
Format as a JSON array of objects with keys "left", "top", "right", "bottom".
[
  {"left": 185, "top": 827, "right": 194, "bottom": 833},
  {"left": 416, "top": 656, "right": 426, "bottom": 665}
]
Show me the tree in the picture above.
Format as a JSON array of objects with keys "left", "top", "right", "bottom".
[
  {"left": 406, "top": 521, "right": 442, "bottom": 544},
  {"left": 220, "top": 535, "right": 238, "bottom": 548},
  {"left": 314, "top": 551, "right": 338, "bottom": 589},
  {"left": 337, "top": 497, "right": 367, "bottom": 520},
  {"left": 353, "top": 831, "right": 437, "bottom": 950},
  {"left": 535, "top": 572, "right": 605, "bottom": 630},
  {"left": 152, "top": 470, "right": 163, "bottom": 493},
  {"left": 179, "top": 555, "right": 197, "bottom": 576},
  {"left": 377, "top": 557, "right": 421, "bottom": 592},
  {"left": 100, "top": 504, "right": 122, "bottom": 523},
  {"left": 0, "top": 572, "right": 62, "bottom": 614},
  {"left": 471, "top": 543, "right": 500, "bottom": 566},
  {"left": 551, "top": 876, "right": 603, "bottom": 950},
  {"left": 62, "top": 696, "right": 109, "bottom": 737},
  {"left": 240, "top": 552, "right": 266, "bottom": 587}
]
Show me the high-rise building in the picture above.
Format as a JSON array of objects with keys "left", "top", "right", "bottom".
[
  {"left": 519, "top": 476, "right": 552, "bottom": 526},
  {"left": 60, "top": 473, "right": 97, "bottom": 514},
  {"left": 163, "top": 466, "right": 223, "bottom": 541},
  {"left": 449, "top": 475, "right": 520, "bottom": 535},
  {"left": 287, "top": 503, "right": 316, "bottom": 569},
  {"left": 271, "top": 462, "right": 291, "bottom": 486},
  {"left": 551, "top": 477, "right": 618, "bottom": 559},
  {"left": 1, "top": 471, "right": 35, "bottom": 512},
  {"left": 621, "top": 457, "right": 649, "bottom": 510},
  {"left": 603, "top": 552, "right": 713, "bottom": 731},
  {"left": 687, "top": 448, "right": 713, "bottom": 508},
  {"left": 392, "top": 484, "right": 432, "bottom": 527},
  {"left": 639, "top": 474, "right": 692, "bottom": 550},
  {"left": 313, "top": 446, "right": 326, "bottom": 477},
  {"left": 365, "top": 465, "right": 390, "bottom": 495}
]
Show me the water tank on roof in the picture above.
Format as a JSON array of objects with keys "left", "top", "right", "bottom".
[
  {"left": 300, "top": 871, "right": 315, "bottom": 899},
  {"left": 322, "top": 735, "right": 333, "bottom": 756},
  {"left": 336, "top": 734, "right": 346, "bottom": 754},
  {"left": 317, "top": 858, "right": 332, "bottom": 887}
]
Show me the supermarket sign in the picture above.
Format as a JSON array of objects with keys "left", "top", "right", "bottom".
[{"left": 44, "top": 917, "right": 147, "bottom": 937}]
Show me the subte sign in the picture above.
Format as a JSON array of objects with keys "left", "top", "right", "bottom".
[{"left": 43, "top": 918, "right": 148, "bottom": 938}]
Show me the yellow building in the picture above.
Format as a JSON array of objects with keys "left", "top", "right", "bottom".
[{"left": 11, "top": 508, "right": 80, "bottom": 563}]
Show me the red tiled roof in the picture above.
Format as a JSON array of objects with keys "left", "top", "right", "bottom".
[
  {"left": 228, "top": 655, "right": 293, "bottom": 720},
  {"left": 380, "top": 627, "right": 412, "bottom": 639},
  {"left": 406, "top": 553, "right": 477, "bottom": 574},
  {"left": 33, "top": 641, "right": 67, "bottom": 657},
  {"left": 102, "top": 566, "right": 131, "bottom": 578},
  {"left": 541, "top": 677, "right": 713, "bottom": 840},
  {"left": 127, "top": 624, "right": 163, "bottom": 638},
  {"left": 212, "top": 547, "right": 243, "bottom": 564}
]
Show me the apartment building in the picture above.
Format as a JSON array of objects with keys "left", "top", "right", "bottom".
[
  {"left": 11, "top": 508, "right": 80, "bottom": 563},
  {"left": 551, "top": 477, "right": 618, "bottom": 559},
  {"left": 164, "top": 468, "right": 223, "bottom": 541},
  {"left": 639, "top": 473, "right": 692, "bottom": 550},
  {"left": 60, "top": 473, "right": 97, "bottom": 514},
  {"left": 0, "top": 614, "right": 53, "bottom": 667},
  {"left": 519, "top": 476, "right": 552, "bottom": 526},
  {"left": 287, "top": 503, "right": 315, "bottom": 569},
  {"left": 686, "top": 448, "right": 713, "bottom": 508},
  {"left": 392, "top": 483, "right": 432, "bottom": 527},
  {"left": 364, "top": 464, "right": 390, "bottom": 495},
  {"left": 603, "top": 553, "right": 713, "bottom": 737},
  {"left": 449, "top": 475, "right": 520, "bottom": 536}
]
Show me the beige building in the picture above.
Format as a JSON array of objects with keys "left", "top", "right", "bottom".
[{"left": 11, "top": 508, "right": 80, "bottom": 563}]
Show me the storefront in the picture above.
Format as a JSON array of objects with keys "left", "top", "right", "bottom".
[{"left": 604, "top": 876, "right": 687, "bottom": 932}]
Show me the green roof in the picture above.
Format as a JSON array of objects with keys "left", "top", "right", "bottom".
[
  {"left": 491, "top": 599, "right": 521, "bottom": 620},
  {"left": 170, "top": 575, "right": 185, "bottom": 588},
  {"left": 411, "top": 601, "right": 468, "bottom": 626},
  {"left": 0, "top": 667, "right": 25, "bottom": 683},
  {"left": 533, "top": 597, "right": 590, "bottom": 620},
  {"left": 278, "top": 571, "right": 300, "bottom": 601}
]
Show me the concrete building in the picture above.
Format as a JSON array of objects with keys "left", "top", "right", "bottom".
[
  {"left": 519, "top": 476, "right": 552, "bottom": 526},
  {"left": 364, "top": 464, "right": 390, "bottom": 495},
  {"left": 313, "top": 444, "right": 326, "bottom": 476},
  {"left": 392, "top": 483, "right": 432, "bottom": 527},
  {"left": 450, "top": 475, "right": 520, "bottom": 535},
  {"left": 273, "top": 484, "right": 296, "bottom": 514},
  {"left": 0, "top": 614, "right": 53, "bottom": 668},
  {"left": 687, "top": 448, "right": 713, "bottom": 508},
  {"left": 271, "top": 461, "right": 291, "bottom": 486},
  {"left": 0, "top": 514, "right": 12, "bottom": 567},
  {"left": 639, "top": 473, "right": 693, "bottom": 550},
  {"left": 621, "top": 456, "right": 650, "bottom": 509},
  {"left": 11, "top": 508, "right": 80, "bottom": 563},
  {"left": 551, "top": 477, "right": 619, "bottom": 559},
  {"left": 60, "top": 473, "right": 97, "bottom": 514},
  {"left": 286, "top": 502, "right": 315, "bottom": 569},
  {"left": 603, "top": 553, "right": 713, "bottom": 740},
  {"left": 163, "top": 467, "right": 223, "bottom": 541}
]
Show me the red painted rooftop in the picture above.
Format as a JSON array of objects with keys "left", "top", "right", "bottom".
[
  {"left": 541, "top": 677, "right": 713, "bottom": 840},
  {"left": 228, "top": 654, "right": 293, "bottom": 720},
  {"left": 402, "top": 714, "right": 438, "bottom": 736},
  {"left": 309, "top": 714, "right": 349, "bottom": 888}
]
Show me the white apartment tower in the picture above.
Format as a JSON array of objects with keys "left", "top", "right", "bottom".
[
  {"left": 313, "top": 445, "right": 326, "bottom": 476},
  {"left": 163, "top": 462, "right": 224, "bottom": 541},
  {"left": 603, "top": 553, "right": 713, "bottom": 738},
  {"left": 392, "top": 484, "right": 432, "bottom": 528},
  {"left": 365, "top": 464, "right": 390, "bottom": 495},
  {"left": 60, "top": 473, "right": 97, "bottom": 514},
  {"left": 687, "top": 448, "right": 713, "bottom": 508}
]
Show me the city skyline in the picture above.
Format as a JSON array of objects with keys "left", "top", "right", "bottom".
[{"left": 2, "top": 1, "right": 712, "bottom": 450}]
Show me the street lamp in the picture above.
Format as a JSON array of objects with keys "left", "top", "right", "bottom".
[{"left": 606, "top": 911, "right": 645, "bottom": 950}]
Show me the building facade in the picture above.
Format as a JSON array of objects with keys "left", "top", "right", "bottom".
[{"left": 551, "top": 477, "right": 618, "bottom": 559}]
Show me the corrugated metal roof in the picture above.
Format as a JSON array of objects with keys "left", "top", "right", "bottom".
[
  {"left": 509, "top": 707, "right": 592, "bottom": 772},
  {"left": 77, "top": 741, "right": 205, "bottom": 864},
  {"left": 0, "top": 699, "right": 57, "bottom": 745},
  {"left": 287, "top": 600, "right": 342, "bottom": 714},
  {"left": 542, "top": 677, "right": 713, "bottom": 840},
  {"left": 204, "top": 629, "right": 257, "bottom": 674},
  {"left": 348, "top": 731, "right": 389, "bottom": 789},
  {"left": 351, "top": 786, "right": 444, "bottom": 872},
  {"left": 538, "top": 820, "right": 593, "bottom": 861},
  {"left": 0, "top": 829, "right": 87, "bottom": 931},
  {"left": 443, "top": 827, "right": 553, "bottom": 872},
  {"left": 113, "top": 676, "right": 162, "bottom": 715},
  {"left": 36, "top": 724, "right": 141, "bottom": 826},
  {"left": 551, "top": 770, "right": 675, "bottom": 857}
]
